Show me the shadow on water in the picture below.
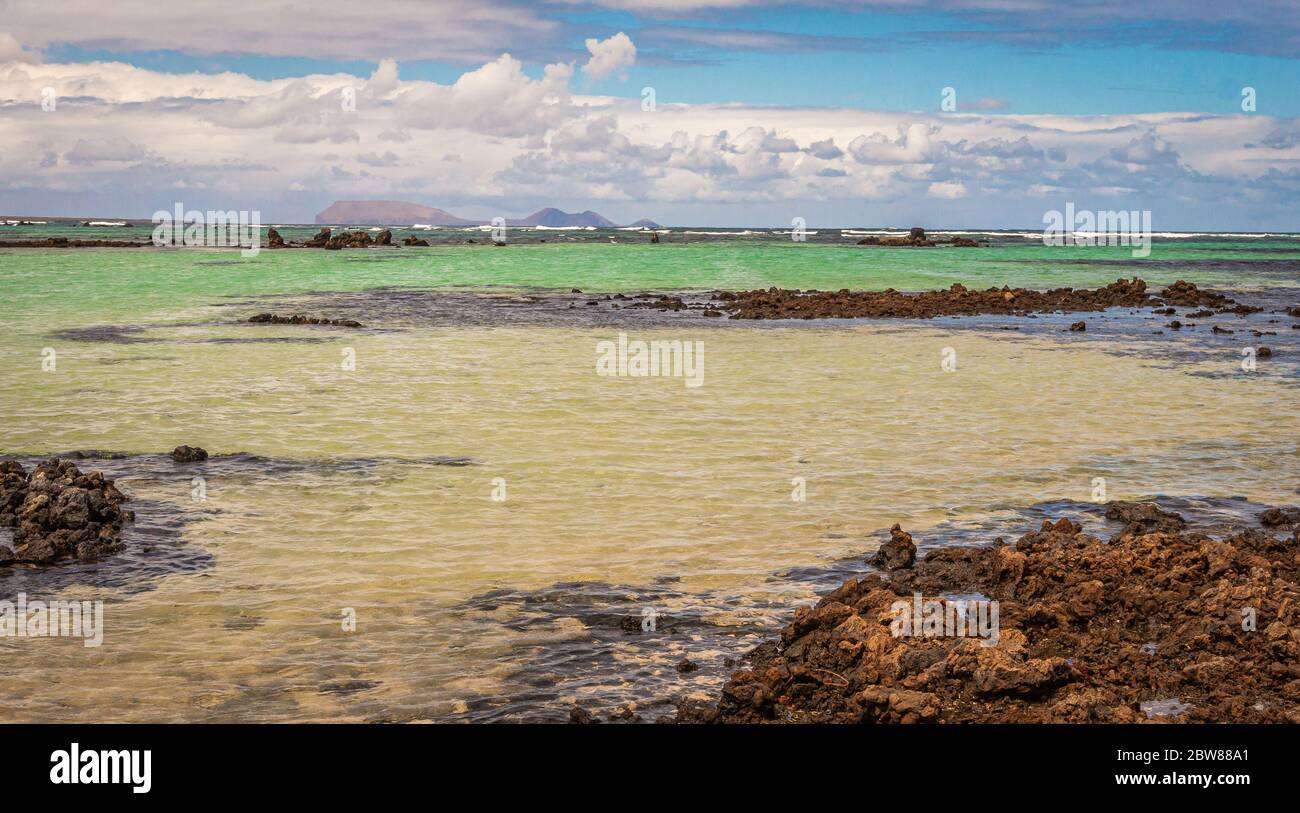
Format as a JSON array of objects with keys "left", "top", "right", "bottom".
[
  {"left": 441, "top": 493, "right": 1292, "bottom": 722},
  {"left": 0, "top": 450, "right": 476, "bottom": 596}
]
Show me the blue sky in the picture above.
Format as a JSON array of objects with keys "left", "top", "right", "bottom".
[
  {"left": 2, "top": 1, "right": 1299, "bottom": 226},
  {"left": 38, "top": 4, "right": 1300, "bottom": 116}
]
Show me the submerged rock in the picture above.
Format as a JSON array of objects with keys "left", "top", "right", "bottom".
[
  {"left": 568, "top": 705, "right": 599, "bottom": 724},
  {"left": 1260, "top": 507, "right": 1300, "bottom": 528},
  {"left": 0, "top": 459, "right": 134, "bottom": 565},
  {"left": 1104, "top": 499, "right": 1186, "bottom": 538}
]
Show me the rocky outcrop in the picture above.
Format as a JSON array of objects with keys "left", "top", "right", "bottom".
[
  {"left": 375, "top": 229, "right": 392, "bottom": 246},
  {"left": 402, "top": 236, "right": 430, "bottom": 247},
  {"left": 1103, "top": 499, "right": 1186, "bottom": 539},
  {"left": 857, "top": 227, "right": 935, "bottom": 247},
  {"left": 267, "top": 227, "right": 286, "bottom": 248},
  {"left": 0, "top": 459, "right": 134, "bottom": 565},
  {"left": 869, "top": 523, "right": 916, "bottom": 570},
  {"left": 171, "top": 445, "right": 208, "bottom": 463},
  {"left": 679, "top": 510, "right": 1300, "bottom": 724},
  {"left": 324, "top": 231, "right": 375, "bottom": 250},
  {"left": 304, "top": 228, "right": 331, "bottom": 248},
  {"left": 707, "top": 278, "right": 1248, "bottom": 321},
  {"left": 1260, "top": 507, "right": 1300, "bottom": 529},
  {"left": 0, "top": 238, "right": 148, "bottom": 248},
  {"left": 247, "top": 313, "right": 363, "bottom": 327}
]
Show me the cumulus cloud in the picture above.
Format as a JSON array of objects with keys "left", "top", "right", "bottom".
[
  {"left": 65, "top": 136, "right": 152, "bottom": 164},
  {"left": 807, "top": 138, "right": 844, "bottom": 160},
  {"left": 0, "top": 0, "right": 561, "bottom": 62},
  {"left": 927, "top": 180, "right": 967, "bottom": 199},
  {"left": 0, "top": 48, "right": 1295, "bottom": 226},
  {"left": 395, "top": 55, "right": 574, "bottom": 137},
  {"left": 582, "top": 32, "right": 636, "bottom": 80}
]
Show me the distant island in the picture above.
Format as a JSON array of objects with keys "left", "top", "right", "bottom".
[{"left": 315, "top": 200, "right": 660, "bottom": 229}]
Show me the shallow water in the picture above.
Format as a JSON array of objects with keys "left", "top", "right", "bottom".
[{"left": 1, "top": 239, "right": 1297, "bottom": 721}]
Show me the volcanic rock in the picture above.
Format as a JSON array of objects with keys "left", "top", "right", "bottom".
[
  {"left": 247, "top": 313, "right": 363, "bottom": 327},
  {"left": 678, "top": 508, "right": 1300, "bottom": 724},
  {"left": 870, "top": 524, "right": 916, "bottom": 570},
  {"left": 171, "top": 445, "right": 208, "bottom": 463},
  {"left": 0, "top": 459, "right": 133, "bottom": 565}
]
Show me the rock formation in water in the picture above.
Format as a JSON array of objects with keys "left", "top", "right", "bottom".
[
  {"left": 170, "top": 445, "right": 208, "bottom": 463},
  {"left": 709, "top": 279, "right": 1242, "bottom": 321},
  {"left": 0, "top": 459, "right": 134, "bottom": 565},
  {"left": 678, "top": 505, "right": 1300, "bottom": 724}
]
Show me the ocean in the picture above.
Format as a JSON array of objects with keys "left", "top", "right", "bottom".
[{"left": 1, "top": 225, "right": 1297, "bottom": 721}]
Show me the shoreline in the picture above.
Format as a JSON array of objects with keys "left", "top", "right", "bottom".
[{"left": 673, "top": 504, "right": 1300, "bottom": 724}]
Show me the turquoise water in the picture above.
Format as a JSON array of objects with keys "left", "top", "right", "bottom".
[
  {"left": 4, "top": 237, "right": 1300, "bottom": 333},
  {"left": 1, "top": 231, "right": 1298, "bottom": 722}
]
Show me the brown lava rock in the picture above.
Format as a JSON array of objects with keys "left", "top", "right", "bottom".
[
  {"left": 0, "top": 459, "right": 134, "bottom": 565},
  {"left": 709, "top": 278, "right": 1236, "bottom": 321},
  {"left": 1260, "top": 507, "right": 1300, "bottom": 529},
  {"left": 870, "top": 523, "right": 916, "bottom": 570},
  {"left": 1103, "top": 500, "right": 1186, "bottom": 539},
  {"left": 678, "top": 509, "right": 1300, "bottom": 724}
]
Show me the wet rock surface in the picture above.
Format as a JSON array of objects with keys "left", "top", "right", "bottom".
[
  {"left": 677, "top": 506, "right": 1300, "bottom": 723},
  {"left": 0, "top": 459, "right": 134, "bottom": 565},
  {"left": 170, "top": 445, "right": 208, "bottom": 463},
  {"left": 1260, "top": 506, "right": 1300, "bottom": 529},
  {"left": 869, "top": 524, "right": 916, "bottom": 570}
]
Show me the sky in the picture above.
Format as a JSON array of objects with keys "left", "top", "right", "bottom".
[{"left": 1, "top": 0, "right": 1298, "bottom": 228}]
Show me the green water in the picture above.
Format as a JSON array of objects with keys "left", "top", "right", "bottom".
[
  {"left": 3, "top": 240, "right": 1299, "bottom": 333},
  {"left": 1, "top": 238, "right": 1297, "bottom": 721}
]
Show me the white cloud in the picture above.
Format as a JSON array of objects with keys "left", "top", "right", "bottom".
[
  {"left": 927, "top": 180, "right": 967, "bottom": 199},
  {"left": 0, "top": 50, "right": 1295, "bottom": 226},
  {"left": 0, "top": 0, "right": 560, "bottom": 62},
  {"left": 582, "top": 33, "right": 636, "bottom": 81},
  {"left": 0, "top": 32, "right": 41, "bottom": 63}
]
